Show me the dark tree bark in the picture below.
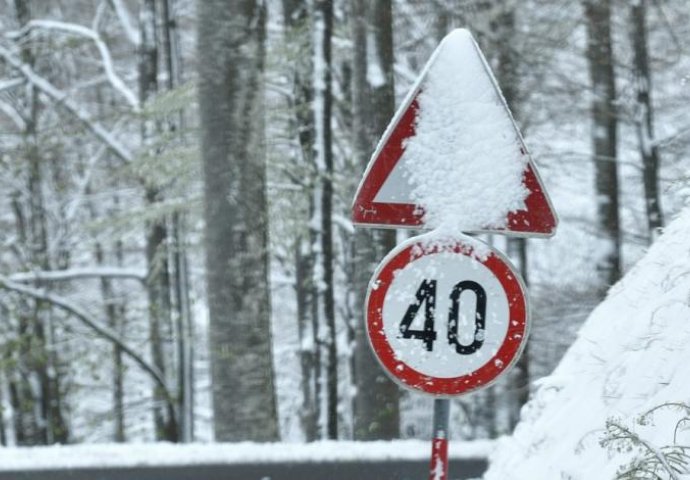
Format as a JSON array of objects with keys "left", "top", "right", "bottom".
[
  {"left": 630, "top": 0, "right": 663, "bottom": 239},
  {"left": 313, "top": 0, "right": 338, "bottom": 441},
  {"left": 11, "top": 0, "right": 68, "bottom": 445},
  {"left": 0, "top": 363, "right": 5, "bottom": 445},
  {"left": 138, "top": 0, "right": 178, "bottom": 442},
  {"left": 492, "top": 4, "right": 531, "bottom": 432},
  {"left": 351, "top": 0, "right": 400, "bottom": 440},
  {"left": 584, "top": 0, "right": 621, "bottom": 294},
  {"left": 198, "top": 0, "right": 279, "bottom": 442},
  {"left": 161, "top": 0, "right": 195, "bottom": 443}
]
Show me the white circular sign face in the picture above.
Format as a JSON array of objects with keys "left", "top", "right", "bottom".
[
  {"left": 384, "top": 251, "right": 510, "bottom": 378},
  {"left": 366, "top": 235, "right": 529, "bottom": 396}
]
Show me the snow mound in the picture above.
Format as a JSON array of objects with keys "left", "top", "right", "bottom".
[
  {"left": 484, "top": 208, "right": 690, "bottom": 479},
  {"left": 400, "top": 29, "right": 528, "bottom": 232}
]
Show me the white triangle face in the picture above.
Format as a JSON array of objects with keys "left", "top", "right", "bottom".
[
  {"left": 378, "top": 29, "right": 528, "bottom": 230},
  {"left": 373, "top": 162, "right": 411, "bottom": 204},
  {"left": 352, "top": 29, "right": 558, "bottom": 236}
]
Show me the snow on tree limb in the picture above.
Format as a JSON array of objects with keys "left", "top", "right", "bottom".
[
  {"left": 7, "top": 19, "right": 139, "bottom": 110},
  {"left": 0, "top": 274, "right": 169, "bottom": 398},
  {"left": 0, "top": 77, "right": 23, "bottom": 93},
  {"left": 9, "top": 267, "right": 146, "bottom": 283},
  {"left": 604, "top": 419, "right": 682, "bottom": 480},
  {"left": 0, "top": 98, "right": 25, "bottom": 130},
  {"left": 0, "top": 45, "right": 133, "bottom": 163},
  {"left": 108, "top": 0, "right": 141, "bottom": 46}
]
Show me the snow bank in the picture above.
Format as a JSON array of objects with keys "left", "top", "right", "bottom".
[
  {"left": 484, "top": 208, "right": 690, "bottom": 479},
  {"left": 0, "top": 440, "right": 494, "bottom": 470},
  {"left": 400, "top": 29, "right": 528, "bottom": 232}
]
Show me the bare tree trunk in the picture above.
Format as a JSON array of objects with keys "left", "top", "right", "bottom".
[
  {"left": 351, "top": 0, "right": 399, "bottom": 440},
  {"left": 93, "top": 84, "right": 127, "bottom": 443},
  {"left": 9, "top": 187, "right": 38, "bottom": 445},
  {"left": 161, "top": 0, "right": 194, "bottom": 443},
  {"left": 491, "top": 4, "right": 531, "bottom": 432},
  {"left": 584, "top": 0, "right": 621, "bottom": 294},
  {"left": 629, "top": 0, "right": 663, "bottom": 240},
  {"left": 95, "top": 242, "right": 126, "bottom": 442},
  {"left": 281, "top": 0, "right": 321, "bottom": 442},
  {"left": 0, "top": 362, "right": 6, "bottom": 445},
  {"left": 88, "top": 188, "right": 126, "bottom": 441},
  {"left": 0, "top": 369, "right": 7, "bottom": 446},
  {"left": 198, "top": 0, "right": 279, "bottom": 442},
  {"left": 169, "top": 215, "right": 193, "bottom": 442},
  {"left": 295, "top": 239, "right": 319, "bottom": 440},
  {"left": 138, "top": 0, "right": 178, "bottom": 442},
  {"left": 313, "top": 0, "right": 338, "bottom": 441},
  {"left": 12, "top": 0, "right": 68, "bottom": 445}
]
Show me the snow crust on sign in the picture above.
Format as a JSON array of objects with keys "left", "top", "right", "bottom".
[
  {"left": 399, "top": 29, "right": 528, "bottom": 232},
  {"left": 0, "top": 440, "right": 494, "bottom": 470},
  {"left": 483, "top": 208, "right": 690, "bottom": 480}
]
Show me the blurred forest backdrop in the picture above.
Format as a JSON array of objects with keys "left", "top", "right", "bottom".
[{"left": 0, "top": 0, "right": 688, "bottom": 445}]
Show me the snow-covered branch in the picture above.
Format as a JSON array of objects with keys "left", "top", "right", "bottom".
[
  {"left": 0, "top": 77, "right": 23, "bottom": 93},
  {"left": 332, "top": 214, "right": 354, "bottom": 234},
  {"left": 0, "top": 45, "right": 133, "bottom": 163},
  {"left": 9, "top": 267, "right": 146, "bottom": 283},
  {"left": 7, "top": 19, "right": 139, "bottom": 110},
  {"left": 109, "top": 0, "right": 141, "bottom": 46},
  {"left": 0, "top": 98, "right": 25, "bottom": 130},
  {"left": 0, "top": 274, "right": 169, "bottom": 397}
]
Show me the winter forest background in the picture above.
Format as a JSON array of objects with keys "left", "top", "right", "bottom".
[{"left": 0, "top": 0, "right": 688, "bottom": 449}]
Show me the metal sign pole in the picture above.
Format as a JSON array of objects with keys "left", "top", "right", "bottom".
[{"left": 429, "top": 398, "right": 450, "bottom": 480}]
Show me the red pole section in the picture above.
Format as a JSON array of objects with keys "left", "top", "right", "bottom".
[{"left": 428, "top": 398, "right": 450, "bottom": 480}]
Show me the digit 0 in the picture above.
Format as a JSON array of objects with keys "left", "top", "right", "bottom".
[{"left": 447, "top": 281, "right": 486, "bottom": 355}]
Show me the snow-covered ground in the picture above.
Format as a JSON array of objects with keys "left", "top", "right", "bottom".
[
  {"left": 0, "top": 439, "right": 494, "bottom": 470},
  {"left": 484, "top": 208, "right": 690, "bottom": 479}
]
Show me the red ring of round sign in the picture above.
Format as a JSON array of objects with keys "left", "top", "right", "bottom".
[{"left": 366, "top": 235, "right": 529, "bottom": 396}]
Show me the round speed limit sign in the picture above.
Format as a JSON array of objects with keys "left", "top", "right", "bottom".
[{"left": 365, "top": 235, "right": 529, "bottom": 396}]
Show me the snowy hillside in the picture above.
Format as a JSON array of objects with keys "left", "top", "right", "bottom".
[{"left": 484, "top": 208, "right": 690, "bottom": 479}]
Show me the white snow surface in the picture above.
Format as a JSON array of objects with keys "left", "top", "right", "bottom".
[
  {"left": 0, "top": 440, "right": 494, "bottom": 470},
  {"left": 484, "top": 208, "right": 690, "bottom": 479},
  {"left": 398, "top": 29, "right": 528, "bottom": 232}
]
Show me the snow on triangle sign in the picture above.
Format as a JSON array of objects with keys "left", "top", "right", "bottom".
[{"left": 352, "top": 29, "right": 558, "bottom": 237}]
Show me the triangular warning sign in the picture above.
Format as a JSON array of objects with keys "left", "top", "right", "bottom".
[{"left": 351, "top": 29, "right": 558, "bottom": 237}]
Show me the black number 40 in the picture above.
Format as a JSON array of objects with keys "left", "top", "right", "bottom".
[{"left": 398, "top": 279, "right": 486, "bottom": 354}]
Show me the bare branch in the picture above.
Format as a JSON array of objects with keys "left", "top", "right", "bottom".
[
  {"left": 0, "top": 98, "right": 25, "bottom": 130},
  {"left": 0, "top": 77, "right": 23, "bottom": 93},
  {"left": 7, "top": 19, "right": 139, "bottom": 110},
  {"left": 92, "top": 0, "right": 109, "bottom": 35},
  {"left": 0, "top": 274, "right": 169, "bottom": 397},
  {"left": 9, "top": 267, "right": 146, "bottom": 283},
  {"left": 0, "top": 45, "right": 133, "bottom": 163},
  {"left": 108, "top": 0, "right": 141, "bottom": 46}
]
